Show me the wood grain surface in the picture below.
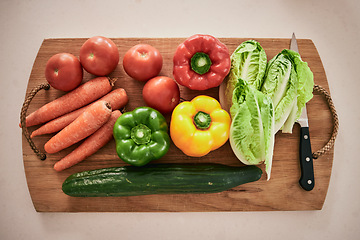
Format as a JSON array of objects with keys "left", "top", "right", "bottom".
[{"left": 22, "top": 38, "right": 334, "bottom": 212}]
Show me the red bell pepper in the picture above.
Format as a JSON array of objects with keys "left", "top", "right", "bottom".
[{"left": 173, "top": 34, "right": 231, "bottom": 90}]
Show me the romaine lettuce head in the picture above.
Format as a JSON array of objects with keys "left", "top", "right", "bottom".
[
  {"left": 230, "top": 78, "right": 274, "bottom": 180},
  {"left": 224, "top": 40, "right": 267, "bottom": 111},
  {"left": 261, "top": 49, "right": 314, "bottom": 133},
  {"left": 261, "top": 52, "right": 298, "bottom": 132},
  {"left": 286, "top": 50, "right": 314, "bottom": 118}
]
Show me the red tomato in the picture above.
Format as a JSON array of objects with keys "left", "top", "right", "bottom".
[
  {"left": 142, "top": 76, "right": 180, "bottom": 113},
  {"left": 123, "top": 44, "right": 163, "bottom": 81},
  {"left": 45, "top": 53, "right": 83, "bottom": 91},
  {"left": 79, "top": 36, "right": 119, "bottom": 76}
]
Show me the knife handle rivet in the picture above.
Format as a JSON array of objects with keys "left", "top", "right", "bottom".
[
  {"left": 304, "top": 135, "right": 308, "bottom": 140},
  {"left": 306, "top": 157, "right": 310, "bottom": 162},
  {"left": 307, "top": 180, "right": 312, "bottom": 185}
]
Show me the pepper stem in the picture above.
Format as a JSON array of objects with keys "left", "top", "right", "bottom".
[
  {"left": 131, "top": 124, "right": 151, "bottom": 145},
  {"left": 190, "top": 52, "right": 212, "bottom": 75},
  {"left": 193, "top": 111, "right": 211, "bottom": 130}
]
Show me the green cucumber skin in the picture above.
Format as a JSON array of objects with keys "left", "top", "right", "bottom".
[{"left": 62, "top": 164, "right": 262, "bottom": 197}]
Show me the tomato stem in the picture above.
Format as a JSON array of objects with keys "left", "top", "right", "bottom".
[{"left": 140, "top": 52, "right": 148, "bottom": 58}]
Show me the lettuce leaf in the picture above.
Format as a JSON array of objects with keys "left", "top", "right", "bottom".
[
  {"left": 288, "top": 50, "right": 314, "bottom": 120},
  {"left": 230, "top": 78, "right": 274, "bottom": 180},
  {"left": 224, "top": 40, "right": 267, "bottom": 110},
  {"left": 261, "top": 49, "right": 314, "bottom": 133}
]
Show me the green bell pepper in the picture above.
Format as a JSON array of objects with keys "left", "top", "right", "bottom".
[{"left": 113, "top": 107, "right": 170, "bottom": 166}]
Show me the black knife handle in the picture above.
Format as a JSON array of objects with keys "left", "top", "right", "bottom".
[{"left": 299, "top": 127, "right": 315, "bottom": 191}]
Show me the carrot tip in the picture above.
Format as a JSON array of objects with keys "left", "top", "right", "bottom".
[
  {"left": 105, "top": 102, "right": 112, "bottom": 110},
  {"left": 108, "top": 77, "right": 118, "bottom": 86}
]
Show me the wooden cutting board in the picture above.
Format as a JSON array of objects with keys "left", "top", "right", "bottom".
[{"left": 22, "top": 37, "right": 334, "bottom": 212}]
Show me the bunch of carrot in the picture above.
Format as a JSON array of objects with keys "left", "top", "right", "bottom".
[{"left": 23, "top": 76, "right": 128, "bottom": 171}]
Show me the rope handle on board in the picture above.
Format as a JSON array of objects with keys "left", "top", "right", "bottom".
[
  {"left": 312, "top": 84, "right": 339, "bottom": 159},
  {"left": 20, "top": 83, "right": 50, "bottom": 160}
]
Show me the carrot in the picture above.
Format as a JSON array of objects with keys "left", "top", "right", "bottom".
[
  {"left": 44, "top": 100, "right": 112, "bottom": 154},
  {"left": 30, "top": 88, "right": 128, "bottom": 138},
  {"left": 22, "top": 77, "right": 116, "bottom": 128},
  {"left": 54, "top": 110, "right": 121, "bottom": 171}
]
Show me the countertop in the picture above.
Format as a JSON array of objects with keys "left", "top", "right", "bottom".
[{"left": 1, "top": 0, "right": 359, "bottom": 239}]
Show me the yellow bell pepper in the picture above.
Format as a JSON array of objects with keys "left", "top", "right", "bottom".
[{"left": 170, "top": 95, "right": 231, "bottom": 157}]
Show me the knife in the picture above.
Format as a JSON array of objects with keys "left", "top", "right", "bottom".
[{"left": 290, "top": 33, "right": 315, "bottom": 191}]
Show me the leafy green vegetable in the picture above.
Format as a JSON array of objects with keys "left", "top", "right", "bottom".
[
  {"left": 261, "top": 52, "right": 298, "bottom": 132},
  {"left": 229, "top": 78, "right": 274, "bottom": 180},
  {"left": 261, "top": 49, "right": 314, "bottom": 133},
  {"left": 224, "top": 40, "right": 267, "bottom": 109},
  {"left": 286, "top": 50, "right": 314, "bottom": 129},
  {"left": 226, "top": 46, "right": 313, "bottom": 181}
]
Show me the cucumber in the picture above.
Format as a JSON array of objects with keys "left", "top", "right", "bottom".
[{"left": 62, "top": 163, "right": 262, "bottom": 197}]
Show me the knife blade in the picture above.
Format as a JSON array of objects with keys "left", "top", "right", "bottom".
[{"left": 291, "top": 33, "right": 315, "bottom": 191}]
